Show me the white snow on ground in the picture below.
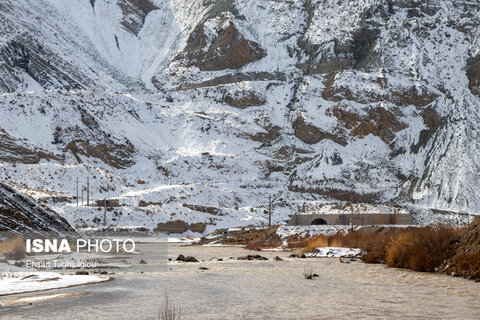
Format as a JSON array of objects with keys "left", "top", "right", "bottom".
[
  {"left": 14, "top": 293, "right": 67, "bottom": 303},
  {"left": 276, "top": 225, "right": 356, "bottom": 239},
  {"left": 0, "top": 272, "right": 111, "bottom": 296},
  {"left": 305, "top": 247, "right": 363, "bottom": 258}
]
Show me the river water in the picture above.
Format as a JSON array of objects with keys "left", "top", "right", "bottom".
[{"left": 1, "top": 243, "right": 479, "bottom": 319}]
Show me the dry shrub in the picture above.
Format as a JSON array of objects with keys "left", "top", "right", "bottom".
[
  {"left": 301, "top": 229, "right": 400, "bottom": 263},
  {"left": 299, "top": 222, "right": 480, "bottom": 280},
  {"left": 159, "top": 292, "right": 181, "bottom": 320},
  {"left": 303, "top": 265, "right": 314, "bottom": 280},
  {"left": 244, "top": 226, "right": 283, "bottom": 250},
  {"left": 0, "top": 237, "right": 26, "bottom": 260},
  {"left": 448, "top": 251, "right": 480, "bottom": 280},
  {"left": 442, "top": 218, "right": 480, "bottom": 280},
  {"left": 350, "top": 230, "right": 401, "bottom": 263},
  {"left": 301, "top": 235, "right": 331, "bottom": 252},
  {"left": 285, "top": 234, "right": 309, "bottom": 249},
  {"left": 385, "top": 226, "right": 458, "bottom": 272}
]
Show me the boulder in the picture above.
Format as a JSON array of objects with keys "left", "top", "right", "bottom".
[
  {"left": 289, "top": 253, "right": 307, "bottom": 259},
  {"left": 176, "top": 255, "right": 199, "bottom": 262},
  {"left": 237, "top": 254, "right": 268, "bottom": 261},
  {"left": 75, "top": 271, "right": 89, "bottom": 275}
]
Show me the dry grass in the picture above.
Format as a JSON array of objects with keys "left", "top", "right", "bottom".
[
  {"left": 303, "top": 265, "right": 314, "bottom": 280},
  {"left": 300, "top": 225, "right": 460, "bottom": 270},
  {"left": 0, "top": 237, "right": 26, "bottom": 260},
  {"left": 300, "top": 229, "right": 401, "bottom": 263},
  {"left": 159, "top": 292, "right": 181, "bottom": 320},
  {"left": 385, "top": 226, "right": 458, "bottom": 272}
]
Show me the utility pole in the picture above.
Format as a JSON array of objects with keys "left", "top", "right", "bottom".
[
  {"left": 76, "top": 178, "right": 79, "bottom": 207},
  {"left": 104, "top": 197, "right": 107, "bottom": 226},
  {"left": 350, "top": 191, "right": 354, "bottom": 214},
  {"left": 268, "top": 196, "right": 272, "bottom": 228},
  {"left": 86, "top": 177, "right": 90, "bottom": 206}
]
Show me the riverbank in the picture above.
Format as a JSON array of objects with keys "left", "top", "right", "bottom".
[{"left": 197, "top": 219, "right": 480, "bottom": 281}]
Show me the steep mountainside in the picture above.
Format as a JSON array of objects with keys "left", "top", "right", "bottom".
[
  {"left": 0, "top": 182, "right": 76, "bottom": 237},
  {"left": 0, "top": 0, "right": 479, "bottom": 231}
]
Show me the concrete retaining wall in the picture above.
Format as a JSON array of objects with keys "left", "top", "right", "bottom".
[{"left": 288, "top": 213, "right": 413, "bottom": 226}]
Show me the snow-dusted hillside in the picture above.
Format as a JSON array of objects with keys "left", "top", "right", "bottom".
[
  {"left": 0, "top": 182, "right": 75, "bottom": 237},
  {"left": 1, "top": 0, "right": 479, "bottom": 232}
]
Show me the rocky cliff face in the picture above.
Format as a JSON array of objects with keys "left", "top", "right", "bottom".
[
  {"left": 0, "top": 182, "right": 75, "bottom": 237},
  {"left": 0, "top": 0, "right": 479, "bottom": 230}
]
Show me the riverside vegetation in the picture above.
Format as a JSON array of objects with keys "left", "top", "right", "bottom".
[{"left": 299, "top": 219, "right": 480, "bottom": 281}]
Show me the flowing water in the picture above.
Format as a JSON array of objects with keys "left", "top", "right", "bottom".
[{"left": 1, "top": 243, "right": 479, "bottom": 319}]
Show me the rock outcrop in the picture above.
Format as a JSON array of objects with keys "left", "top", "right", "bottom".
[
  {"left": 467, "top": 55, "right": 480, "bottom": 97},
  {"left": 0, "top": 39, "right": 85, "bottom": 92},
  {"left": 0, "top": 182, "right": 75, "bottom": 237},
  {"left": 293, "top": 114, "right": 346, "bottom": 146},
  {"left": 117, "top": 0, "right": 159, "bottom": 36},
  {"left": 177, "top": 15, "right": 265, "bottom": 71}
]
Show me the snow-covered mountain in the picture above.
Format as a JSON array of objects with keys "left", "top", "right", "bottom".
[{"left": 0, "top": 0, "right": 479, "bottom": 232}]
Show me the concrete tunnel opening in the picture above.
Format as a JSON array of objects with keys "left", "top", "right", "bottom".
[{"left": 310, "top": 218, "right": 328, "bottom": 225}]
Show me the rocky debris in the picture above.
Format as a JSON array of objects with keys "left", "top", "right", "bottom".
[
  {"left": 289, "top": 253, "right": 307, "bottom": 259},
  {"left": 196, "top": 226, "right": 282, "bottom": 250},
  {"left": 273, "top": 256, "right": 283, "bottom": 261},
  {"left": 0, "top": 182, "right": 76, "bottom": 237},
  {"left": 467, "top": 55, "right": 480, "bottom": 97},
  {"left": 339, "top": 257, "right": 350, "bottom": 264},
  {"left": 198, "top": 267, "right": 209, "bottom": 270},
  {"left": 237, "top": 254, "right": 268, "bottom": 261},
  {"left": 293, "top": 114, "right": 347, "bottom": 145},
  {"left": 117, "top": 0, "right": 158, "bottom": 36},
  {"left": 75, "top": 271, "right": 89, "bottom": 275},
  {"left": 99, "top": 271, "right": 108, "bottom": 275},
  {"left": 209, "top": 257, "right": 223, "bottom": 261},
  {"left": 176, "top": 255, "right": 199, "bottom": 263},
  {"left": 154, "top": 220, "right": 207, "bottom": 234},
  {"left": 177, "top": 14, "right": 265, "bottom": 71},
  {"left": 139, "top": 259, "right": 147, "bottom": 264}
]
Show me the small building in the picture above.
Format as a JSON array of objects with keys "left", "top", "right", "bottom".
[
  {"left": 94, "top": 199, "right": 120, "bottom": 207},
  {"left": 288, "top": 213, "right": 413, "bottom": 226}
]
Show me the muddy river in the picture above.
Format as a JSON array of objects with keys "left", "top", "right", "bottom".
[{"left": 1, "top": 242, "right": 479, "bottom": 319}]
